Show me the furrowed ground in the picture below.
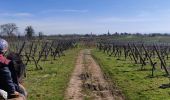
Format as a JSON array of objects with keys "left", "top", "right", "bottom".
[
  {"left": 65, "top": 49, "right": 124, "bottom": 100},
  {"left": 24, "top": 48, "right": 80, "bottom": 100},
  {"left": 92, "top": 49, "right": 170, "bottom": 100}
]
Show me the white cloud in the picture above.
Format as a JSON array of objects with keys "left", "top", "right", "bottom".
[
  {"left": 0, "top": 12, "right": 33, "bottom": 17},
  {"left": 92, "top": 9, "right": 170, "bottom": 33},
  {"left": 1, "top": 8, "right": 170, "bottom": 35},
  {"left": 41, "top": 9, "right": 89, "bottom": 13},
  {"left": 14, "top": 13, "right": 33, "bottom": 17},
  {"left": 97, "top": 8, "right": 170, "bottom": 24},
  {"left": 0, "top": 17, "right": 99, "bottom": 34}
]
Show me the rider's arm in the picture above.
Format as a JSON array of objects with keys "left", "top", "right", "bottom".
[{"left": 0, "top": 66, "right": 19, "bottom": 98}]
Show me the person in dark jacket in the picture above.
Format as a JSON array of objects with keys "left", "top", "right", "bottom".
[{"left": 0, "top": 38, "right": 20, "bottom": 99}]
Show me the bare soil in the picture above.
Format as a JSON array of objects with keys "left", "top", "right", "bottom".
[
  {"left": 65, "top": 50, "right": 84, "bottom": 100},
  {"left": 65, "top": 49, "right": 125, "bottom": 100}
]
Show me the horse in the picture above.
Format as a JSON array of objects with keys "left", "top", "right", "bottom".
[
  {"left": 7, "top": 52, "right": 26, "bottom": 84},
  {"left": 0, "top": 52, "right": 27, "bottom": 100}
]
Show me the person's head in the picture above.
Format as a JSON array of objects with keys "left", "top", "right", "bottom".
[{"left": 0, "top": 38, "right": 8, "bottom": 54}]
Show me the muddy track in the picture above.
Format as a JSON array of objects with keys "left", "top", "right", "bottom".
[{"left": 65, "top": 49, "right": 124, "bottom": 100}]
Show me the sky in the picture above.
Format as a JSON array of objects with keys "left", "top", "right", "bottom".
[{"left": 0, "top": 0, "right": 170, "bottom": 35}]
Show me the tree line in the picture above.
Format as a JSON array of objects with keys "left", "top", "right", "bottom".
[{"left": 0, "top": 23, "right": 44, "bottom": 39}]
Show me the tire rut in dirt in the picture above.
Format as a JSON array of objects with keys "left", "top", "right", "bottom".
[
  {"left": 65, "top": 49, "right": 124, "bottom": 100},
  {"left": 81, "top": 49, "right": 124, "bottom": 100}
]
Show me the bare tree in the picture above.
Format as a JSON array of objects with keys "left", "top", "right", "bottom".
[
  {"left": 0, "top": 23, "right": 18, "bottom": 36},
  {"left": 25, "top": 26, "right": 34, "bottom": 39}
]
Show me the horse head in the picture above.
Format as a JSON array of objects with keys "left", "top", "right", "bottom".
[
  {"left": 6, "top": 52, "right": 26, "bottom": 83},
  {"left": 0, "top": 52, "right": 27, "bottom": 100}
]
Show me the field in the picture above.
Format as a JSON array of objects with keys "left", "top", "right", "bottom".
[
  {"left": 24, "top": 48, "right": 80, "bottom": 100},
  {"left": 2, "top": 35, "right": 170, "bottom": 100},
  {"left": 92, "top": 49, "right": 170, "bottom": 100},
  {"left": 2, "top": 0, "right": 170, "bottom": 99}
]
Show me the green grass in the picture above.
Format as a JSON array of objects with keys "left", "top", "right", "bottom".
[
  {"left": 92, "top": 49, "right": 170, "bottom": 100},
  {"left": 24, "top": 48, "right": 80, "bottom": 100}
]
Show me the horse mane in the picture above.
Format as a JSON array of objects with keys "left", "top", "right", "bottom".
[
  {"left": 0, "top": 52, "right": 27, "bottom": 99},
  {"left": 6, "top": 52, "right": 26, "bottom": 83}
]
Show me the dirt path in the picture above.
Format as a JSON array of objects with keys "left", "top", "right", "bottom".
[
  {"left": 65, "top": 50, "right": 84, "bottom": 100},
  {"left": 65, "top": 49, "right": 124, "bottom": 100}
]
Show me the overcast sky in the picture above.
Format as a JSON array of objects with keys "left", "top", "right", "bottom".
[{"left": 0, "top": 0, "right": 170, "bottom": 35}]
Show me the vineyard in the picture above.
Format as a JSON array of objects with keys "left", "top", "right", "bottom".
[
  {"left": 94, "top": 38, "right": 170, "bottom": 100},
  {"left": 3, "top": 37, "right": 79, "bottom": 100},
  {"left": 1, "top": 35, "right": 170, "bottom": 100},
  {"left": 1, "top": 0, "right": 170, "bottom": 100}
]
